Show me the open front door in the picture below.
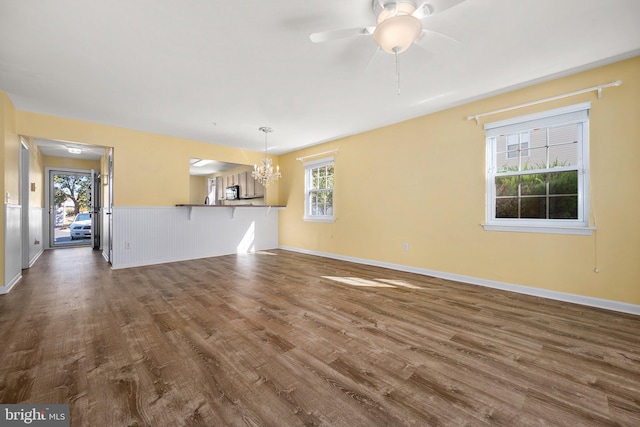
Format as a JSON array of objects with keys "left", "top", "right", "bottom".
[
  {"left": 91, "top": 169, "right": 101, "bottom": 250},
  {"left": 103, "top": 148, "right": 114, "bottom": 263}
]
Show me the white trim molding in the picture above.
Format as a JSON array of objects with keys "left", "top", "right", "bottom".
[
  {"left": 2, "top": 204, "right": 22, "bottom": 294},
  {"left": 481, "top": 224, "right": 595, "bottom": 236},
  {"left": 279, "top": 246, "right": 640, "bottom": 316}
]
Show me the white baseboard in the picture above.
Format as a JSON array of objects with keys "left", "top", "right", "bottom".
[
  {"left": 28, "top": 248, "right": 44, "bottom": 268},
  {"left": 0, "top": 272, "right": 22, "bottom": 295},
  {"left": 279, "top": 246, "right": 640, "bottom": 316}
]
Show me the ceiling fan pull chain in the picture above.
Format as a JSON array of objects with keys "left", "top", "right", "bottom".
[{"left": 394, "top": 46, "right": 401, "bottom": 95}]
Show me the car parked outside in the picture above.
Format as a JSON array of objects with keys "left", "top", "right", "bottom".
[{"left": 70, "top": 213, "right": 91, "bottom": 240}]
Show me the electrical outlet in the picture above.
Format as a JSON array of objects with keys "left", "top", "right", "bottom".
[
  {"left": 125, "top": 242, "right": 131, "bottom": 250},
  {"left": 403, "top": 242, "right": 409, "bottom": 251}
]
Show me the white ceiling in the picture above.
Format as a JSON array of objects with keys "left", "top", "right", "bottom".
[
  {"left": 2, "top": 0, "right": 639, "bottom": 157},
  {"left": 189, "top": 158, "right": 241, "bottom": 176},
  {"left": 35, "top": 138, "right": 105, "bottom": 161}
]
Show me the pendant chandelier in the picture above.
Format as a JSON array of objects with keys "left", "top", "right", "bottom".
[{"left": 252, "top": 126, "right": 281, "bottom": 187}]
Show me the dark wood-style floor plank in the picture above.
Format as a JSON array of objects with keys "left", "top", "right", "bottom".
[{"left": 1, "top": 247, "right": 639, "bottom": 426}]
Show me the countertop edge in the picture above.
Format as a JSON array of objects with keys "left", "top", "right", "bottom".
[{"left": 176, "top": 204, "right": 286, "bottom": 208}]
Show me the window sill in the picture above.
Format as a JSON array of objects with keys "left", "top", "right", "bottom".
[
  {"left": 482, "top": 224, "right": 595, "bottom": 236},
  {"left": 304, "top": 216, "right": 335, "bottom": 223}
]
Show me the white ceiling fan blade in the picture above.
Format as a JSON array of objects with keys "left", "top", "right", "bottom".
[
  {"left": 363, "top": 46, "right": 383, "bottom": 73},
  {"left": 413, "top": 0, "right": 467, "bottom": 20},
  {"left": 310, "top": 27, "right": 375, "bottom": 43},
  {"left": 413, "top": 28, "right": 461, "bottom": 53}
]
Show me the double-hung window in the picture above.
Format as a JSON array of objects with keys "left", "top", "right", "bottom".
[
  {"left": 304, "top": 157, "right": 335, "bottom": 222},
  {"left": 483, "top": 102, "right": 592, "bottom": 235}
]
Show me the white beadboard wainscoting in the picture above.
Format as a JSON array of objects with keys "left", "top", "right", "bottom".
[
  {"left": 2, "top": 204, "right": 22, "bottom": 293},
  {"left": 28, "top": 207, "right": 44, "bottom": 267},
  {"left": 111, "top": 206, "right": 280, "bottom": 269}
]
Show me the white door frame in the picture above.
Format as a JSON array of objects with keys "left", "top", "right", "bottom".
[{"left": 19, "top": 138, "right": 29, "bottom": 268}]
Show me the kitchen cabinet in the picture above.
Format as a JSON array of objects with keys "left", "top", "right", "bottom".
[
  {"left": 253, "top": 176, "right": 265, "bottom": 198},
  {"left": 216, "top": 177, "right": 224, "bottom": 201},
  {"left": 215, "top": 170, "right": 265, "bottom": 201},
  {"left": 238, "top": 172, "right": 248, "bottom": 198}
]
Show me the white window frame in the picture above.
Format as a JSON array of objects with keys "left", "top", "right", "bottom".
[
  {"left": 483, "top": 102, "right": 594, "bottom": 235},
  {"left": 304, "top": 157, "right": 335, "bottom": 223}
]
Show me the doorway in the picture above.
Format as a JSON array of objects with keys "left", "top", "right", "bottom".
[{"left": 48, "top": 169, "right": 99, "bottom": 248}]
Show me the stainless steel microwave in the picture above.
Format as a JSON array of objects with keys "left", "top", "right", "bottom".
[{"left": 225, "top": 185, "right": 240, "bottom": 200}]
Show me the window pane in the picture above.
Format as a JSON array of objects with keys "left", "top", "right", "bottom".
[
  {"left": 549, "top": 143, "right": 577, "bottom": 167},
  {"left": 549, "top": 196, "right": 578, "bottom": 219},
  {"left": 506, "top": 143, "right": 519, "bottom": 159},
  {"left": 495, "top": 176, "right": 518, "bottom": 197},
  {"left": 520, "top": 173, "right": 546, "bottom": 196},
  {"left": 496, "top": 137, "right": 509, "bottom": 168},
  {"left": 529, "top": 128, "right": 547, "bottom": 149},
  {"left": 496, "top": 198, "right": 518, "bottom": 218},
  {"left": 525, "top": 146, "right": 547, "bottom": 169},
  {"left": 520, "top": 197, "right": 546, "bottom": 219},
  {"left": 320, "top": 167, "right": 326, "bottom": 186},
  {"left": 549, "top": 124, "right": 578, "bottom": 146},
  {"left": 495, "top": 135, "right": 507, "bottom": 152},
  {"left": 549, "top": 171, "right": 577, "bottom": 195},
  {"left": 320, "top": 190, "right": 333, "bottom": 210}
]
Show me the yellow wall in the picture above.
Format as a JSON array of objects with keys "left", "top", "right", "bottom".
[
  {"left": 14, "top": 113, "right": 280, "bottom": 206},
  {"left": 189, "top": 175, "right": 208, "bottom": 204},
  {"left": 2, "top": 94, "right": 19, "bottom": 205},
  {"left": 43, "top": 155, "right": 101, "bottom": 172},
  {"left": 278, "top": 56, "right": 640, "bottom": 306},
  {"left": 24, "top": 137, "right": 45, "bottom": 208}
]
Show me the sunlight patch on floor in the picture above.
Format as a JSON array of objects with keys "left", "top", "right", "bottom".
[
  {"left": 322, "top": 276, "right": 423, "bottom": 289},
  {"left": 376, "top": 279, "right": 422, "bottom": 289},
  {"left": 322, "top": 276, "right": 396, "bottom": 288}
]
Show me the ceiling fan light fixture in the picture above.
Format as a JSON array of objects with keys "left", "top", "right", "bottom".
[{"left": 373, "top": 14, "right": 422, "bottom": 54}]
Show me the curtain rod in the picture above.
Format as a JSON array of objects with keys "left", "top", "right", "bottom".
[
  {"left": 467, "top": 80, "right": 622, "bottom": 125},
  {"left": 296, "top": 149, "right": 339, "bottom": 162}
]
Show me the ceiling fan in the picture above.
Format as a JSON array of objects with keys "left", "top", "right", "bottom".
[{"left": 310, "top": 0, "right": 466, "bottom": 92}]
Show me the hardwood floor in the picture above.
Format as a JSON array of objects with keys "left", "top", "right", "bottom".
[{"left": 1, "top": 248, "right": 639, "bottom": 426}]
